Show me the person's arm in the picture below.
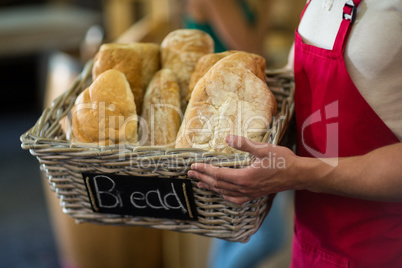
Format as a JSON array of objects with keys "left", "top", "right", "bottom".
[
  {"left": 196, "top": 0, "right": 271, "bottom": 55},
  {"left": 188, "top": 135, "right": 402, "bottom": 204},
  {"left": 284, "top": 42, "right": 294, "bottom": 71}
]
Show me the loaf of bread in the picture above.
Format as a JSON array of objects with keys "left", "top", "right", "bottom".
[
  {"left": 92, "top": 43, "right": 160, "bottom": 114},
  {"left": 160, "top": 29, "right": 214, "bottom": 111},
  {"left": 186, "top": 50, "right": 237, "bottom": 102},
  {"left": 186, "top": 50, "right": 267, "bottom": 101},
  {"left": 140, "top": 69, "right": 181, "bottom": 147},
  {"left": 70, "top": 69, "right": 138, "bottom": 145},
  {"left": 175, "top": 52, "right": 277, "bottom": 154}
]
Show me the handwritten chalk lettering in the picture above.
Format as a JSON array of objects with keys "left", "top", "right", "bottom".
[
  {"left": 93, "top": 175, "right": 123, "bottom": 208},
  {"left": 83, "top": 173, "right": 198, "bottom": 221},
  {"left": 130, "top": 192, "right": 146, "bottom": 209},
  {"left": 130, "top": 183, "right": 187, "bottom": 213},
  {"left": 165, "top": 183, "right": 187, "bottom": 213},
  {"left": 146, "top": 189, "right": 168, "bottom": 210}
]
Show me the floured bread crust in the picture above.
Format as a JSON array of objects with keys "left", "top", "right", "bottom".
[
  {"left": 186, "top": 50, "right": 266, "bottom": 101},
  {"left": 187, "top": 50, "right": 238, "bottom": 102},
  {"left": 161, "top": 29, "right": 214, "bottom": 111},
  {"left": 93, "top": 43, "right": 160, "bottom": 114},
  {"left": 70, "top": 69, "right": 138, "bottom": 146},
  {"left": 175, "top": 52, "right": 277, "bottom": 154},
  {"left": 141, "top": 69, "right": 181, "bottom": 147}
]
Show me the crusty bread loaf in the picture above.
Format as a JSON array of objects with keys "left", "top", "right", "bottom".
[
  {"left": 186, "top": 50, "right": 238, "bottom": 102},
  {"left": 175, "top": 52, "right": 277, "bottom": 154},
  {"left": 70, "top": 69, "right": 138, "bottom": 145},
  {"left": 160, "top": 29, "right": 214, "bottom": 111},
  {"left": 137, "top": 43, "right": 161, "bottom": 89},
  {"left": 93, "top": 43, "right": 160, "bottom": 114},
  {"left": 140, "top": 69, "right": 181, "bottom": 147},
  {"left": 186, "top": 50, "right": 267, "bottom": 101}
]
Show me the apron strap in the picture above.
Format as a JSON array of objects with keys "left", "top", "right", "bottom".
[{"left": 333, "top": 0, "right": 362, "bottom": 52}]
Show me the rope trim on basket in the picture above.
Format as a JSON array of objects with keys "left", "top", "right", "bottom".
[
  {"left": 85, "top": 176, "right": 99, "bottom": 212},
  {"left": 182, "top": 182, "right": 194, "bottom": 219}
]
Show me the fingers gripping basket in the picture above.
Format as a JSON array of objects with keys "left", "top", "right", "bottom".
[{"left": 20, "top": 60, "right": 294, "bottom": 243}]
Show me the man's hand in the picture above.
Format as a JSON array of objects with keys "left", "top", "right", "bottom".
[{"left": 187, "top": 135, "right": 305, "bottom": 204}]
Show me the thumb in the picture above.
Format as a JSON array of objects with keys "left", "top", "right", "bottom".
[{"left": 226, "top": 135, "right": 267, "bottom": 157}]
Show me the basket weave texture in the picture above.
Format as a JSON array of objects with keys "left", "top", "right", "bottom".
[{"left": 20, "top": 60, "right": 294, "bottom": 243}]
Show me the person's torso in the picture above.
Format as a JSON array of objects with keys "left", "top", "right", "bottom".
[
  {"left": 298, "top": 0, "right": 402, "bottom": 140},
  {"left": 292, "top": 1, "right": 402, "bottom": 267},
  {"left": 183, "top": 0, "right": 257, "bottom": 53}
]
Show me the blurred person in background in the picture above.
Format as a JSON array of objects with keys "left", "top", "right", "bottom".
[
  {"left": 182, "top": 1, "right": 290, "bottom": 267},
  {"left": 183, "top": 0, "right": 270, "bottom": 55}
]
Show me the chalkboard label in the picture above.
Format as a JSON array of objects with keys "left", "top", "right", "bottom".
[{"left": 83, "top": 173, "right": 198, "bottom": 221}]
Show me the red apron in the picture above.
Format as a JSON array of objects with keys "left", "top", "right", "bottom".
[{"left": 292, "top": 0, "right": 402, "bottom": 267}]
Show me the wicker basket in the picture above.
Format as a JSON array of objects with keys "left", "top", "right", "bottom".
[{"left": 20, "top": 60, "right": 294, "bottom": 243}]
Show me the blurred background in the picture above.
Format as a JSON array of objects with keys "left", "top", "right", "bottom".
[{"left": 0, "top": 0, "right": 304, "bottom": 267}]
